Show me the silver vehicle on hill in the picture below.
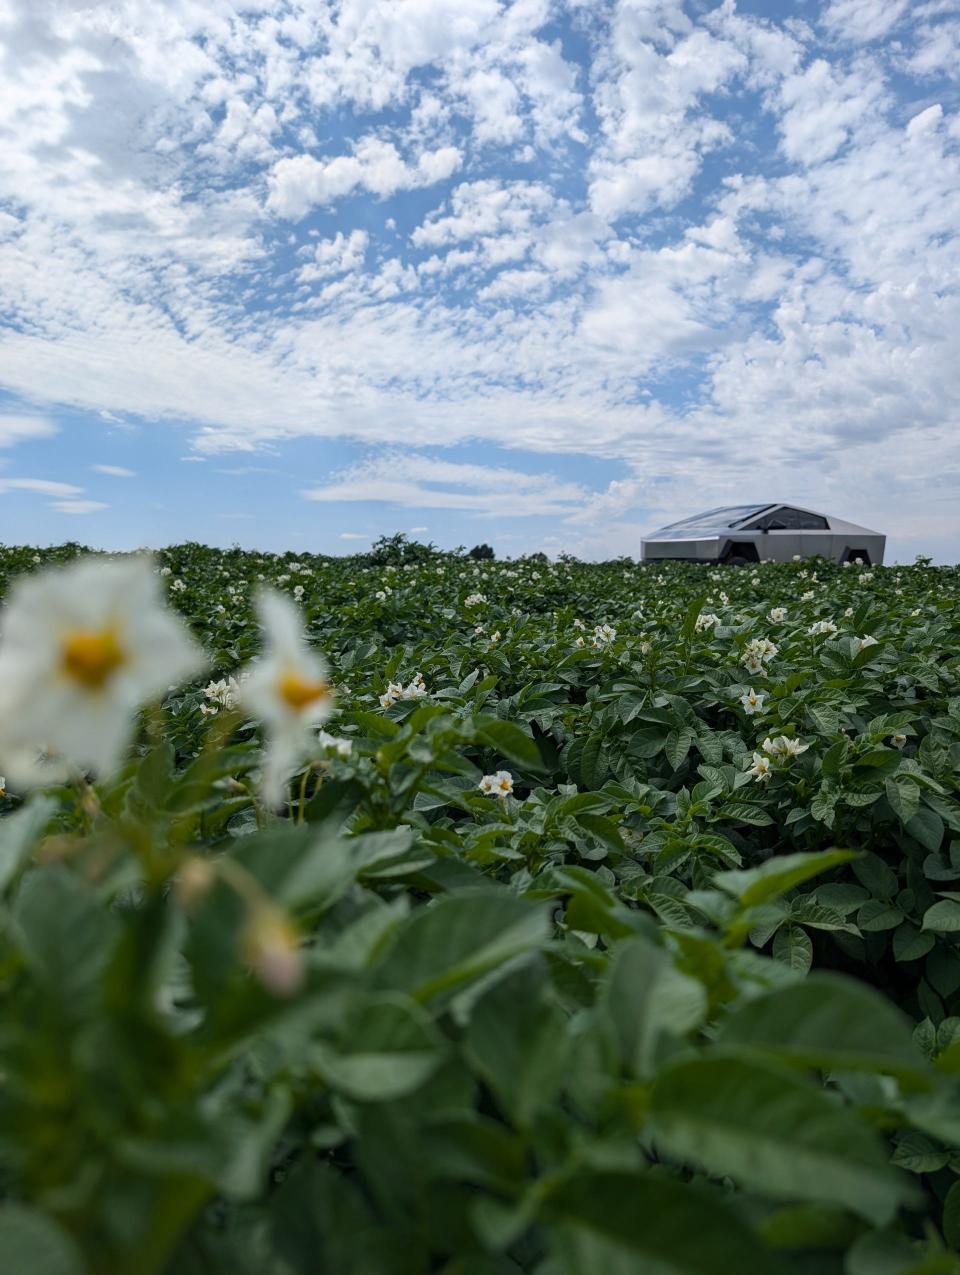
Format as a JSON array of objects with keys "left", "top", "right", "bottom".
[{"left": 641, "top": 503, "right": 885, "bottom": 566}]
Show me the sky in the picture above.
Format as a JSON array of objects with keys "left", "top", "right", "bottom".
[{"left": 0, "top": 0, "right": 959, "bottom": 562}]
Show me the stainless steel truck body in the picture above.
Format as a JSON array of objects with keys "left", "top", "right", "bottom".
[{"left": 641, "top": 504, "right": 885, "bottom": 565}]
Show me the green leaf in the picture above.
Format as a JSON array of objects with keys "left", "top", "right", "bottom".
[
  {"left": 772, "top": 924, "right": 813, "bottom": 973},
  {"left": 465, "top": 961, "right": 568, "bottom": 1127},
  {"left": 0, "top": 1207, "right": 86, "bottom": 1275},
  {"left": 886, "top": 778, "right": 921, "bottom": 826},
  {"left": 664, "top": 727, "right": 696, "bottom": 770},
  {"left": 311, "top": 994, "right": 444, "bottom": 1101},
  {"left": 476, "top": 719, "right": 547, "bottom": 772},
  {"left": 893, "top": 924, "right": 936, "bottom": 963},
  {"left": 858, "top": 900, "right": 905, "bottom": 932},
  {"left": 717, "top": 973, "right": 927, "bottom": 1078},
  {"left": 923, "top": 901, "right": 960, "bottom": 933},
  {"left": 649, "top": 1053, "right": 912, "bottom": 1224},
  {"left": 943, "top": 1179, "right": 960, "bottom": 1250},
  {"left": 681, "top": 594, "right": 708, "bottom": 642},
  {"left": 375, "top": 888, "right": 550, "bottom": 1005},
  {"left": 573, "top": 812, "right": 625, "bottom": 855},
  {"left": 601, "top": 937, "right": 707, "bottom": 1078},
  {"left": 907, "top": 809, "right": 945, "bottom": 853},
  {"left": 890, "top": 1132, "right": 950, "bottom": 1174},
  {"left": 14, "top": 866, "right": 117, "bottom": 1017},
  {"left": 544, "top": 1170, "right": 783, "bottom": 1275},
  {"left": 714, "top": 849, "right": 859, "bottom": 909},
  {"left": 0, "top": 797, "right": 55, "bottom": 895}
]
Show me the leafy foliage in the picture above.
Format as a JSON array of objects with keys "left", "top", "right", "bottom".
[{"left": 0, "top": 542, "right": 959, "bottom": 1273}]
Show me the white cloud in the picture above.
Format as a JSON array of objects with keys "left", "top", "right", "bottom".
[
  {"left": 91, "top": 464, "right": 136, "bottom": 477},
  {"left": 0, "top": 1, "right": 958, "bottom": 557},
  {"left": 299, "top": 230, "right": 369, "bottom": 282},
  {"left": 50, "top": 499, "right": 108, "bottom": 514},
  {"left": 0, "top": 415, "right": 58, "bottom": 446},
  {"left": 302, "top": 453, "right": 589, "bottom": 518},
  {"left": 266, "top": 140, "right": 461, "bottom": 219},
  {"left": 0, "top": 478, "right": 82, "bottom": 496},
  {"left": 822, "top": 0, "right": 910, "bottom": 43}
]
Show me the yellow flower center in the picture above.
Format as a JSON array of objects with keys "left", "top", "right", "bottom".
[
  {"left": 61, "top": 627, "right": 125, "bottom": 690},
  {"left": 278, "top": 668, "right": 330, "bottom": 712}
]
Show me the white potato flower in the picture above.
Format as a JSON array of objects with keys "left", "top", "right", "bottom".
[
  {"left": 403, "top": 672, "right": 428, "bottom": 700},
  {"left": 762, "top": 735, "right": 809, "bottom": 758},
  {"left": 809, "top": 619, "right": 838, "bottom": 636},
  {"left": 317, "top": 729, "right": 353, "bottom": 758},
  {"left": 748, "top": 752, "right": 772, "bottom": 782},
  {"left": 695, "top": 612, "right": 719, "bottom": 632},
  {"left": 891, "top": 733, "right": 908, "bottom": 749},
  {"left": 741, "top": 688, "right": 765, "bottom": 714},
  {"left": 0, "top": 556, "right": 205, "bottom": 784},
  {"left": 768, "top": 607, "right": 787, "bottom": 622},
  {"left": 379, "top": 682, "right": 404, "bottom": 709},
  {"left": 203, "top": 677, "right": 241, "bottom": 709},
  {"left": 240, "top": 590, "right": 335, "bottom": 808},
  {"left": 464, "top": 593, "right": 487, "bottom": 607},
  {"left": 479, "top": 770, "right": 513, "bottom": 797},
  {"left": 741, "top": 638, "right": 777, "bottom": 672},
  {"left": 593, "top": 623, "right": 617, "bottom": 647},
  {"left": 851, "top": 635, "right": 879, "bottom": 656}
]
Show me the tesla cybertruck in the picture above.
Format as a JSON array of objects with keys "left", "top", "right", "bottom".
[{"left": 641, "top": 504, "right": 885, "bottom": 565}]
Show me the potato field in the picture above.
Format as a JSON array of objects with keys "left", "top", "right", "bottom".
[{"left": 1, "top": 536, "right": 959, "bottom": 1275}]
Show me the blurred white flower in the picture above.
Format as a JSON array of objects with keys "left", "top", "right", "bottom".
[
  {"left": 241, "top": 591, "right": 334, "bottom": 807},
  {"left": 242, "top": 904, "right": 303, "bottom": 997},
  {"left": 479, "top": 769, "right": 513, "bottom": 797},
  {"left": 159, "top": 566, "right": 173, "bottom": 577},
  {"left": 809, "top": 619, "right": 838, "bottom": 636},
  {"left": 464, "top": 593, "right": 487, "bottom": 607},
  {"left": 801, "top": 590, "right": 815, "bottom": 602},
  {"left": 695, "top": 612, "right": 719, "bottom": 632},
  {"left": 171, "top": 578, "right": 186, "bottom": 593},
  {"left": 0, "top": 556, "right": 204, "bottom": 783},
  {"left": 768, "top": 607, "right": 787, "bottom": 622},
  {"left": 403, "top": 672, "right": 428, "bottom": 700},
  {"left": 762, "top": 735, "right": 809, "bottom": 758},
  {"left": 293, "top": 584, "right": 305, "bottom": 601},
  {"left": 891, "top": 733, "right": 908, "bottom": 749},
  {"left": 317, "top": 729, "right": 353, "bottom": 758},
  {"left": 593, "top": 623, "right": 617, "bottom": 647},
  {"left": 851, "top": 635, "right": 879, "bottom": 656}
]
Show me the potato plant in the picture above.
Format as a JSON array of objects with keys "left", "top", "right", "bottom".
[{"left": 0, "top": 539, "right": 958, "bottom": 1274}]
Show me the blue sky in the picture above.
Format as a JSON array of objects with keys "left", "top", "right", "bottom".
[{"left": 0, "top": 0, "right": 959, "bottom": 561}]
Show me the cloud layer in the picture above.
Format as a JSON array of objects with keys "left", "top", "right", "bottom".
[{"left": 0, "top": 0, "right": 959, "bottom": 552}]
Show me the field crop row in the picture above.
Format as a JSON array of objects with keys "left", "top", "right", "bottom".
[{"left": 0, "top": 538, "right": 958, "bottom": 1274}]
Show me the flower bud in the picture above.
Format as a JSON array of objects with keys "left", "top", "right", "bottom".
[
  {"left": 242, "top": 905, "right": 304, "bottom": 997},
  {"left": 174, "top": 856, "right": 217, "bottom": 910}
]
